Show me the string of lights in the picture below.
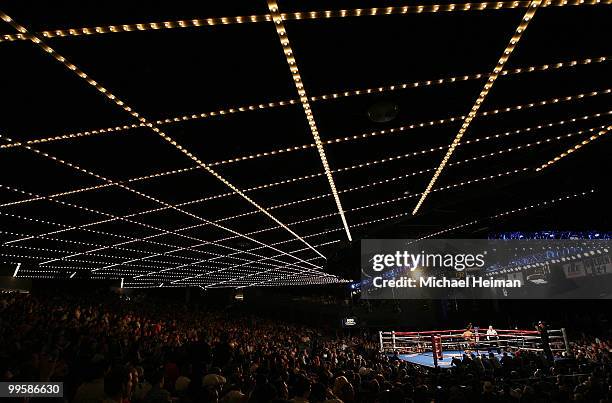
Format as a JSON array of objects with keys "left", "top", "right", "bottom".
[
  {"left": 0, "top": 184, "right": 318, "bottom": 276},
  {"left": 0, "top": 11, "right": 326, "bottom": 262},
  {"left": 166, "top": 240, "right": 342, "bottom": 285},
  {"left": 236, "top": 276, "right": 350, "bottom": 288},
  {"left": 2, "top": 2, "right": 608, "bottom": 287},
  {"left": 205, "top": 125, "right": 602, "bottom": 243},
  {"left": 0, "top": 56, "right": 606, "bottom": 152},
  {"left": 416, "top": 190, "right": 597, "bottom": 240},
  {"left": 2, "top": 88, "right": 607, "bottom": 218},
  {"left": 536, "top": 124, "right": 612, "bottom": 171},
  {"left": 171, "top": 187, "right": 599, "bottom": 288},
  {"left": 268, "top": 0, "right": 352, "bottom": 242},
  {"left": 1, "top": 233, "right": 323, "bottom": 277},
  {"left": 7, "top": 240, "right": 328, "bottom": 278},
  {"left": 0, "top": 228, "right": 202, "bottom": 262},
  {"left": 3, "top": 120, "right": 594, "bottom": 282},
  {"left": 412, "top": 0, "right": 542, "bottom": 215},
  {"left": 10, "top": 113, "right": 600, "bottom": 247},
  {"left": 0, "top": 0, "right": 607, "bottom": 43},
  {"left": 98, "top": 164, "right": 543, "bottom": 282},
  {"left": 4, "top": 124, "right": 597, "bottom": 278},
  {"left": 0, "top": 209, "right": 134, "bottom": 243},
  {"left": 0, "top": 130, "right": 324, "bottom": 278},
  {"left": 112, "top": 255, "right": 326, "bottom": 279},
  {"left": 165, "top": 123, "right": 601, "bottom": 260},
  {"left": 0, "top": 166, "right": 527, "bottom": 279},
  {"left": 204, "top": 239, "right": 342, "bottom": 288},
  {"left": 20, "top": 123, "right": 579, "bottom": 277},
  {"left": 6, "top": 187, "right": 598, "bottom": 287}
]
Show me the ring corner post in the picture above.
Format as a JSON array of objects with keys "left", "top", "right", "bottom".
[{"left": 561, "top": 327, "right": 570, "bottom": 355}]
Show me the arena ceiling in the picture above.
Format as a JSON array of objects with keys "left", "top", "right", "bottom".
[{"left": 0, "top": 0, "right": 610, "bottom": 288}]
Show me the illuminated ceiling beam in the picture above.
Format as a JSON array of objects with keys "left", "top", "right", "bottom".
[
  {"left": 267, "top": 0, "right": 352, "bottom": 241},
  {"left": 535, "top": 125, "right": 612, "bottom": 171},
  {"left": 412, "top": 0, "right": 543, "bottom": 214},
  {"left": 0, "top": 11, "right": 324, "bottom": 261},
  {"left": 1, "top": 56, "right": 606, "bottom": 152},
  {"left": 12, "top": 262, "right": 21, "bottom": 277},
  {"left": 0, "top": 0, "right": 607, "bottom": 43}
]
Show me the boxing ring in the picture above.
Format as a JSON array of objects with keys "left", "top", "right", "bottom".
[{"left": 379, "top": 327, "right": 569, "bottom": 368}]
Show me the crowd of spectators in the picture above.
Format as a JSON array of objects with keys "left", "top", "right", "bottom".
[{"left": 1, "top": 291, "right": 611, "bottom": 403}]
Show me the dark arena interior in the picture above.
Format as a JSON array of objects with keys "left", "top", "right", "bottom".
[{"left": 0, "top": 1, "right": 611, "bottom": 402}]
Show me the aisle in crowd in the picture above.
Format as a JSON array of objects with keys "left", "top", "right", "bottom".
[{"left": 1, "top": 292, "right": 611, "bottom": 403}]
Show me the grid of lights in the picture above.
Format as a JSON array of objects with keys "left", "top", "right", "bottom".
[
  {"left": 7, "top": 181, "right": 594, "bottom": 286},
  {"left": 0, "top": 11, "right": 326, "bottom": 264},
  {"left": 0, "top": 183, "right": 320, "bottom": 276},
  {"left": 0, "top": 12, "right": 332, "bottom": 267},
  {"left": 11, "top": 109, "right": 606, "bottom": 243},
  {"left": 1, "top": 123, "right": 602, "bottom": 279},
  {"left": 3, "top": 87, "right": 608, "bottom": 216},
  {"left": 0, "top": 0, "right": 607, "bottom": 43},
  {"left": 4, "top": 162, "right": 544, "bottom": 283},
  {"left": 150, "top": 124, "right": 604, "bottom": 249},
  {"left": 0, "top": 132, "right": 325, "bottom": 275},
  {"left": 167, "top": 241, "right": 341, "bottom": 285},
  {"left": 412, "top": 0, "right": 542, "bottom": 215},
  {"left": 163, "top": 166, "right": 532, "bottom": 285},
  {"left": 14, "top": 113, "right": 594, "bottom": 277},
  {"left": 0, "top": 153, "right": 322, "bottom": 277},
  {"left": 267, "top": 0, "right": 352, "bottom": 242},
  {"left": 0, "top": 56, "right": 606, "bottom": 152},
  {"left": 536, "top": 125, "right": 612, "bottom": 171},
  {"left": 139, "top": 187, "right": 597, "bottom": 288},
  {"left": 0, "top": 2, "right": 609, "bottom": 287},
  {"left": 4, "top": 163, "right": 535, "bottom": 282}
]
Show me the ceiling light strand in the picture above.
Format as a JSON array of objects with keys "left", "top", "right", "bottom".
[
  {"left": 536, "top": 125, "right": 612, "bottom": 170},
  {"left": 1, "top": 56, "right": 605, "bottom": 152},
  {"left": 412, "top": 0, "right": 543, "bottom": 215},
  {"left": 0, "top": 10, "right": 325, "bottom": 261},
  {"left": 1, "top": 0, "right": 606, "bottom": 43},
  {"left": 267, "top": 0, "right": 352, "bottom": 241}
]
